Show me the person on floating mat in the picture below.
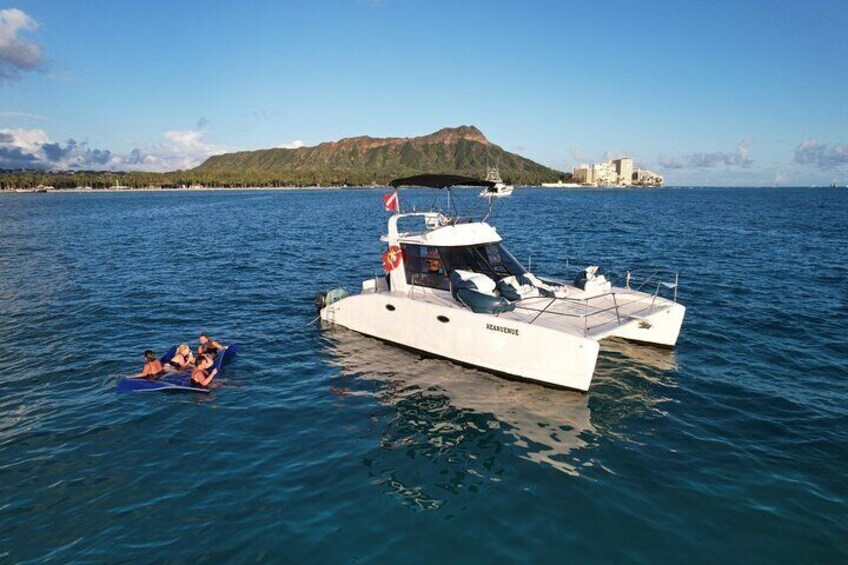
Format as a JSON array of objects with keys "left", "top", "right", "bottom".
[
  {"left": 164, "top": 344, "right": 195, "bottom": 372},
  {"left": 128, "top": 350, "right": 165, "bottom": 379},
  {"left": 197, "top": 333, "right": 226, "bottom": 357},
  {"left": 190, "top": 354, "right": 218, "bottom": 388}
]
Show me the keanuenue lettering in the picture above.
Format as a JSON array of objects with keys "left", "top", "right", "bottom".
[{"left": 486, "top": 323, "right": 519, "bottom": 336}]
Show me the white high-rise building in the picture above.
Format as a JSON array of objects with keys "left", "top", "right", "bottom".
[
  {"left": 571, "top": 164, "right": 594, "bottom": 184},
  {"left": 592, "top": 161, "right": 618, "bottom": 186},
  {"left": 633, "top": 168, "right": 664, "bottom": 186},
  {"left": 569, "top": 156, "right": 661, "bottom": 187},
  {"left": 614, "top": 157, "right": 634, "bottom": 186}
]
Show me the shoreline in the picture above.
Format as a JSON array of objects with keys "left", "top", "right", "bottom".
[
  {"left": 3, "top": 184, "right": 670, "bottom": 194},
  {"left": 4, "top": 186, "right": 371, "bottom": 194},
  {"left": 7, "top": 185, "right": 831, "bottom": 194}
]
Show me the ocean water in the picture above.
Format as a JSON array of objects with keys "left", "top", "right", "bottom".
[{"left": 0, "top": 186, "right": 846, "bottom": 563}]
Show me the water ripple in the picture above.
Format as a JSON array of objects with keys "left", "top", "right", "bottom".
[{"left": 0, "top": 187, "right": 846, "bottom": 562}]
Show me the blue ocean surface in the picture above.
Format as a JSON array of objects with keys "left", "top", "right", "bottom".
[{"left": 0, "top": 186, "right": 846, "bottom": 563}]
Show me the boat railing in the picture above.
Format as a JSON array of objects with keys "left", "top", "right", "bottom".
[
  {"left": 406, "top": 274, "right": 455, "bottom": 305},
  {"left": 511, "top": 292, "right": 625, "bottom": 334},
  {"left": 623, "top": 269, "right": 679, "bottom": 304},
  {"left": 512, "top": 270, "right": 679, "bottom": 333},
  {"left": 389, "top": 270, "right": 679, "bottom": 335}
]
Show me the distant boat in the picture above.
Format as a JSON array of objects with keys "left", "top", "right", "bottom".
[
  {"left": 478, "top": 167, "right": 514, "bottom": 198},
  {"left": 541, "top": 180, "right": 581, "bottom": 188}
]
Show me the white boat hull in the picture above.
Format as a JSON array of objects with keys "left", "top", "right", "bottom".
[
  {"left": 479, "top": 186, "right": 514, "bottom": 198},
  {"left": 604, "top": 302, "right": 686, "bottom": 346},
  {"left": 321, "top": 292, "right": 600, "bottom": 391}
]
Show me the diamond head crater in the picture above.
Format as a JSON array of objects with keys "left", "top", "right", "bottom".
[{"left": 0, "top": 126, "right": 569, "bottom": 190}]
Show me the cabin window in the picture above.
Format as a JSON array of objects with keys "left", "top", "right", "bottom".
[
  {"left": 438, "top": 243, "right": 526, "bottom": 280},
  {"left": 400, "top": 244, "right": 450, "bottom": 290}
]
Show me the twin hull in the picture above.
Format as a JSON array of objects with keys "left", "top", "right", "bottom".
[{"left": 321, "top": 292, "right": 600, "bottom": 391}]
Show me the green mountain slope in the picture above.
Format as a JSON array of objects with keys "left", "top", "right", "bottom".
[{"left": 194, "top": 126, "right": 566, "bottom": 185}]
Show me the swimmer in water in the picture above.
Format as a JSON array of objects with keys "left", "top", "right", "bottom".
[
  {"left": 190, "top": 354, "right": 218, "bottom": 387},
  {"left": 128, "top": 350, "right": 165, "bottom": 379}
]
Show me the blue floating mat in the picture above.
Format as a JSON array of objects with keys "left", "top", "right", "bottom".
[{"left": 116, "top": 344, "right": 239, "bottom": 394}]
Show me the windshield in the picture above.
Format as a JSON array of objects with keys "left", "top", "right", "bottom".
[
  {"left": 438, "top": 243, "right": 526, "bottom": 280},
  {"left": 399, "top": 242, "right": 526, "bottom": 290}
]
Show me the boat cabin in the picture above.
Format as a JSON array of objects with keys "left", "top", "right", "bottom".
[
  {"left": 375, "top": 175, "right": 566, "bottom": 314},
  {"left": 384, "top": 212, "right": 526, "bottom": 294}
]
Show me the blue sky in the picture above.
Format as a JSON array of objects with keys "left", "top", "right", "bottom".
[{"left": 1, "top": 0, "right": 847, "bottom": 185}]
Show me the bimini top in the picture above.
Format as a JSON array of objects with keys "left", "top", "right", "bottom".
[{"left": 389, "top": 174, "right": 495, "bottom": 189}]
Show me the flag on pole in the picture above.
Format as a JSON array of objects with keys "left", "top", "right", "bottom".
[{"left": 383, "top": 192, "right": 398, "bottom": 212}]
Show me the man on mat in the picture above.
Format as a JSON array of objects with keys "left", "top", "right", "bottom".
[
  {"left": 197, "top": 333, "right": 225, "bottom": 357},
  {"left": 128, "top": 350, "right": 165, "bottom": 379}
]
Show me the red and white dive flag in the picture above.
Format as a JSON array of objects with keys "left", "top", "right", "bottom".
[{"left": 383, "top": 192, "right": 399, "bottom": 212}]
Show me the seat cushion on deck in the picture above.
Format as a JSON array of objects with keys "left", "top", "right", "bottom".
[
  {"left": 497, "top": 276, "right": 541, "bottom": 301},
  {"left": 449, "top": 270, "right": 513, "bottom": 313},
  {"left": 450, "top": 270, "right": 497, "bottom": 296},
  {"left": 521, "top": 273, "right": 568, "bottom": 299},
  {"left": 456, "top": 288, "right": 515, "bottom": 315}
]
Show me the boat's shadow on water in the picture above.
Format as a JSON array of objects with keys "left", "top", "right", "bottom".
[{"left": 319, "top": 327, "right": 679, "bottom": 506}]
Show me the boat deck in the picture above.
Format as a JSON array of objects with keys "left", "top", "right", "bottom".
[
  {"left": 396, "top": 283, "right": 677, "bottom": 341},
  {"left": 505, "top": 288, "right": 673, "bottom": 339}
]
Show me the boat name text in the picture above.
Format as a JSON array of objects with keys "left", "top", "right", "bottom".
[{"left": 486, "top": 323, "right": 519, "bottom": 336}]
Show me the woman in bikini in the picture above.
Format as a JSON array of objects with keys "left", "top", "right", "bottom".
[
  {"left": 190, "top": 354, "right": 218, "bottom": 387},
  {"left": 164, "top": 344, "right": 194, "bottom": 372}
]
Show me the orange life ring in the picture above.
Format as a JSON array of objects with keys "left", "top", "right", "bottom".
[{"left": 382, "top": 245, "right": 403, "bottom": 272}]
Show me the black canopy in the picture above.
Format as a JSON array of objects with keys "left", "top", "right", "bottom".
[{"left": 388, "top": 174, "right": 495, "bottom": 189}]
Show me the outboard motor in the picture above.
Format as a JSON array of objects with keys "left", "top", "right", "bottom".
[
  {"left": 314, "top": 288, "right": 349, "bottom": 312},
  {"left": 314, "top": 291, "right": 328, "bottom": 312}
]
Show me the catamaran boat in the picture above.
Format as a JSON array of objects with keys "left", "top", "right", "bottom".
[
  {"left": 478, "top": 167, "right": 514, "bottom": 198},
  {"left": 316, "top": 174, "right": 685, "bottom": 392}
]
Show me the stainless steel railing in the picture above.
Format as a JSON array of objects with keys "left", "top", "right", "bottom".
[
  {"left": 625, "top": 270, "right": 679, "bottom": 304},
  {"left": 384, "top": 269, "right": 679, "bottom": 335},
  {"left": 511, "top": 292, "right": 624, "bottom": 333},
  {"left": 511, "top": 270, "right": 680, "bottom": 333}
]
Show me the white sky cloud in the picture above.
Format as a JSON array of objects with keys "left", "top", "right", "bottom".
[
  {"left": 115, "top": 128, "right": 230, "bottom": 171},
  {"left": 275, "top": 139, "right": 305, "bottom": 149},
  {"left": 2, "top": 127, "right": 49, "bottom": 151},
  {"left": 0, "top": 127, "right": 113, "bottom": 168},
  {"left": 0, "top": 8, "right": 43, "bottom": 82},
  {"left": 658, "top": 140, "right": 753, "bottom": 170},
  {"left": 0, "top": 110, "right": 46, "bottom": 119},
  {"left": 0, "top": 126, "right": 230, "bottom": 171},
  {"left": 794, "top": 138, "right": 848, "bottom": 169}
]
